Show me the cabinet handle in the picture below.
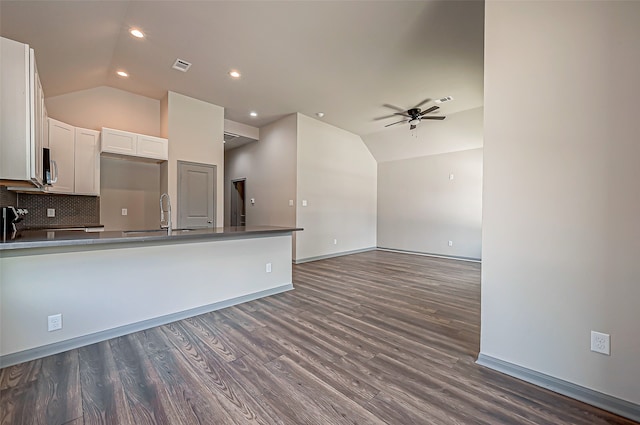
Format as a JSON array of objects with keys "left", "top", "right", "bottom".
[{"left": 51, "top": 160, "right": 58, "bottom": 184}]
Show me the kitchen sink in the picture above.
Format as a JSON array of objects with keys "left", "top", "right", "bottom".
[
  {"left": 122, "top": 228, "right": 202, "bottom": 236},
  {"left": 123, "top": 229, "right": 167, "bottom": 235}
]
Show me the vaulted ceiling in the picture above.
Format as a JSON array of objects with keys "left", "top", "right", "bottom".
[{"left": 0, "top": 1, "right": 484, "bottom": 137}]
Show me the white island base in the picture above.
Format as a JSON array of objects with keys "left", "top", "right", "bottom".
[{"left": 0, "top": 231, "right": 293, "bottom": 367}]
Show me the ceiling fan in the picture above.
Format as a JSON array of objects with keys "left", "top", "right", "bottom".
[{"left": 378, "top": 98, "right": 446, "bottom": 130}]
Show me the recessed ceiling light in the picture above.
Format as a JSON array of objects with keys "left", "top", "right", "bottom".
[
  {"left": 130, "top": 28, "right": 144, "bottom": 38},
  {"left": 229, "top": 70, "right": 241, "bottom": 78},
  {"left": 316, "top": 112, "right": 325, "bottom": 118},
  {"left": 250, "top": 111, "right": 258, "bottom": 117},
  {"left": 116, "top": 70, "right": 128, "bottom": 77}
]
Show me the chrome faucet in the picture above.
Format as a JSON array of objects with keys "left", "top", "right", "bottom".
[{"left": 160, "top": 193, "right": 172, "bottom": 233}]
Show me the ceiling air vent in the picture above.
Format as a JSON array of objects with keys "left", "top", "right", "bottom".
[
  {"left": 172, "top": 58, "right": 192, "bottom": 72},
  {"left": 435, "top": 96, "right": 454, "bottom": 104},
  {"left": 224, "top": 132, "right": 241, "bottom": 143}
]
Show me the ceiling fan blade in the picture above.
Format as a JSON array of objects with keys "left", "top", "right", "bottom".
[
  {"left": 422, "top": 116, "right": 446, "bottom": 120},
  {"left": 385, "top": 120, "right": 407, "bottom": 127},
  {"left": 393, "top": 112, "right": 411, "bottom": 118},
  {"left": 413, "top": 98, "right": 431, "bottom": 109},
  {"left": 383, "top": 103, "right": 407, "bottom": 113},
  {"left": 374, "top": 114, "right": 401, "bottom": 121},
  {"left": 419, "top": 105, "right": 440, "bottom": 116}
]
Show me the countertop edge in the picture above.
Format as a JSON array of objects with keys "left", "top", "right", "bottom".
[{"left": 0, "top": 227, "right": 303, "bottom": 251}]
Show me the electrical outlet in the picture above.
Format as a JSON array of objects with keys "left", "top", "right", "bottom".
[
  {"left": 47, "top": 208, "right": 55, "bottom": 217},
  {"left": 48, "top": 314, "right": 62, "bottom": 332},
  {"left": 448, "top": 240, "right": 453, "bottom": 247},
  {"left": 266, "top": 263, "right": 272, "bottom": 273},
  {"left": 591, "top": 331, "right": 610, "bottom": 355},
  {"left": 333, "top": 239, "right": 337, "bottom": 245},
  {"left": 449, "top": 173, "right": 454, "bottom": 180},
  {"left": 121, "top": 208, "right": 128, "bottom": 216},
  {"left": 302, "top": 200, "right": 308, "bottom": 207},
  {"left": 289, "top": 200, "right": 294, "bottom": 207}
]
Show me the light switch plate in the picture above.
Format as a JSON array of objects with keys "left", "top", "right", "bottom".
[
  {"left": 302, "top": 200, "right": 308, "bottom": 207},
  {"left": 289, "top": 200, "right": 294, "bottom": 207},
  {"left": 121, "top": 208, "right": 128, "bottom": 216}
]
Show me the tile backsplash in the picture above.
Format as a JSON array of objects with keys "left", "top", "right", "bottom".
[
  {"left": 0, "top": 186, "right": 18, "bottom": 207},
  {"left": 0, "top": 186, "right": 100, "bottom": 228}
]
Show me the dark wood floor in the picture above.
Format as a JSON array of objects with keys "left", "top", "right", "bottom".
[{"left": 1, "top": 250, "right": 637, "bottom": 425}]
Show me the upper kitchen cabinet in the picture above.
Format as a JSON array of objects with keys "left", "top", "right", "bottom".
[
  {"left": 0, "top": 37, "right": 48, "bottom": 186},
  {"left": 47, "top": 119, "right": 75, "bottom": 193},
  {"left": 74, "top": 128, "right": 101, "bottom": 195},
  {"left": 101, "top": 128, "right": 168, "bottom": 161},
  {"left": 47, "top": 118, "right": 100, "bottom": 195}
]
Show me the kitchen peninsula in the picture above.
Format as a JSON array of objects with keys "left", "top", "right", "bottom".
[{"left": 0, "top": 226, "right": 300, "bottom": 367}]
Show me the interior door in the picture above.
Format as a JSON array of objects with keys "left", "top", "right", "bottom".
[
  {"left": 178, "top": 161, "right": 215, "bottom": 228},
  {"left": 230, "top": 178, "right": 246, "bottom": 226}
]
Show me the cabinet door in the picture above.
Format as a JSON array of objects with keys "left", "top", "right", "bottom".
[
  {"left": 33, "top": 59, "right": 45, "bottom": 187},
  {"left": 47, "top": 118, "right": 75, "bottom": 193},
  {"left": 74, "top": 128, "right": 100, "bottom": 195},
  {"left": 0, "top": 38, "right": 31, "bottom": 181},
  {"left": 101, "top": 128, "right": 136, "bottom": 155},
  {"left": 137, "top": 134, "right": 168, "bottom": 160}
]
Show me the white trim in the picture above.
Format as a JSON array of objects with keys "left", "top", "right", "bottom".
[
  {"left": 377, "top": 247, "right": 481, "bottom": 263},
  {"left": 476, "top": 353, "right": 640, "bottom": 423},
  {"left": 0, "top": 283, "right": 293, "bottom": 368},
  {"left": 294, "top": 247, "right": 376, "bottom": 264}
]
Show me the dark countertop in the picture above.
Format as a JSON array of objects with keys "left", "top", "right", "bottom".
[{"left": 0, "top": 225, "right": 302, "bottom": 251}]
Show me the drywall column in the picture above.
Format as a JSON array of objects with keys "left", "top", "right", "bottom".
[
  {"left": 161, "top": 92, "right": 224, "bottom": 227},
  {"left": 481, "top": 0, "right": 640, "bottom": 413}
]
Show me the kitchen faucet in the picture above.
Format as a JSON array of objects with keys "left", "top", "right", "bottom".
[{"left": 160, "top": 193, "right": 172, "bottom": 233}]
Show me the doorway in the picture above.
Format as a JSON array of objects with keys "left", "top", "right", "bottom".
[
  {"left": 177, "top": 161, "right": 216, "bottom": 228},
  {"left": 230, "top": 178, "right": 246, "bottom": 226}
]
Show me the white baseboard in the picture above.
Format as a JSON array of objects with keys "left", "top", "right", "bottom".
[
  {"left": 0, "top": 284, "right": 293, "bottom": 368},
  {"left": 476, "top": 353, "right": 640, "bottom": 423},
  {"left": 294, "top": 246, "right": 376, "bottom": 264},
  {"left": 377, "top": 247, "right": 481, "bottom": 263}
]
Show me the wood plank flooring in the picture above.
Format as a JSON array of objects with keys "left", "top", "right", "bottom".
[{"left": 1, "top": 250, "right": 637, "bottom": 424}]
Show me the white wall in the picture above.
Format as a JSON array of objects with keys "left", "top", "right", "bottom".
[
  {"left": 100, "top": 157, "right": 160, "bottom": 231},
  {"left": 378, "top": 148, "right": 482, "bottom": 259},
  {"left": 296, "top": 114, "right": 377, "bottom": 261},
  {"left": 162, "top": 92, "right": 225, "bottom": 227},
  {"left": 482, "top": 0, "right": 640, "bottom": 405},
  {"left": 363, "top": 107, "right": 483, "bottom": 163},
  {"left": 224, "top": 114, "right": 297, "bottom": 228},
  {"left": 45, "top": 86, "right": 160, "bottom": 135}
]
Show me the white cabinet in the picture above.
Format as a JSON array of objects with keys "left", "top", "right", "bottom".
[
  {"left": 47, "top": 119, "right": 75, "bottom": 193},
  {"left": 99, "top": 128, "right": 136, "bottom": 156},
  {"left": 47, "top": 118, "right": 100, "bottom": 195},
  {"left": 101, "top": 128, "right": 168, "bottom": 161},
  {"left": 74, "top": 128, "right": 100, "bottom": 195},
  {"left": 137, "top": 134, "right": 168, "bottom": 159},
  {"left": 0, "top": 37, "right": 47, "bottom": 185}
]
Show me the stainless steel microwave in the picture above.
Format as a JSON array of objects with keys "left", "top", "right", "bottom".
[{"left": 42, "top": 147, "right": 57, "bottom": 186}]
